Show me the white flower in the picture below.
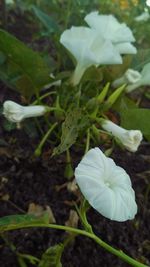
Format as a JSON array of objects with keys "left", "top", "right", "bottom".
[
  {"left": 75, "top": 147, "right": 137, "bottom": 222},
  {"left": 60, "top": 26, "right": 122, "bottom": 85},
  {"left": 3, "top": 100, "right": 48, "bottom": 123},
  {"left": 146, "top": 0, "right": 150, "bottom": 7},
  {"left": 112, "top": 69, "right": 141, "bottom": 88},
  {"left": 101, "top": 119, "right": 143, "bottom": 152},
  {"left": 85, "top": 11, "right": 137, "bottom": 55},
  {"left": 135, "top": 11, "right": 150, "bottom": 22},
  {"left": 126, "top": 63, "right": 150, "bottom": 92}
]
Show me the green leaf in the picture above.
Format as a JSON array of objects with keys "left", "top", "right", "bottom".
[
  {"left": 97, "top": 83, "right": 110, "bottom": 103},
  {"left": 31, "top": 5, "right": 59, "bottom": 34},
  {"left": 121, "top": 108, "right": 150, "bottom": 140},
  {"left": 0, "top": 30, "right": 51, "bottom": 99},
  {"left": 38, "top": 244, "right": 63, "bottom": 267},
  {"left": 86, "top": 97, "right": 98, "bottom": 113},
  {"left": 112, "top": 95, "right": 137, "bottom": 112},
  {"left": 53, "top": 108, "right": 81, "bottom": 155},
  {"left": 106, "top": 84, "right": 125, "bottom": 108},
  {"left": 0, "top": 213, "right": 49, "bottom": 233}
]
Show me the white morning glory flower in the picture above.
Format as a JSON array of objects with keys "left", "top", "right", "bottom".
[
  {"left": 3, "top": 100, "right": 48, "bottom": 123},
  {"left": 101, "top": 119, "right": 143, "bottom": 152},
  {"left": 146, "top": 0, "right": 150, "bottom": 7},
  {"left": 85, "top": 11, "right": 137, "bottom": 55},
  {"left": 112, "top": 69, "right": 142, "bottom": 88},
  {"left": 75, "top": 147, "right": 137, "bottom": 222},
  {"left": 60, "top": 26, "right": 122, "bottom": 86},
  {"left": 126, "top": 63, "right": 150, "bottom": 92}
]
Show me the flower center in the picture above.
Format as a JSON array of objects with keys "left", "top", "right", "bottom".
[{"left": 105, "top": 181, "right": 111, "bottom": 187}]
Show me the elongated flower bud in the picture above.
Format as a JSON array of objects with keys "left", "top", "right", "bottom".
[
  {"left": 101, "top": 119, "right": 143, "bottom": 152},
  {"left": 3, "top": 100, "right": 48, "bottom": 123},
  {"left": 112, "top": 69, "right": 141, "bottom": 88}
]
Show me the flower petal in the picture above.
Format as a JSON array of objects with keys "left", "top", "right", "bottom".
[
  {"left": 60, "top": 26, "right": 99, "bottom": 66},
  {"left": 85, "top": 11, "right": 135, "bottom": 43},
  {"left": 91, "top": 39, "right": 122, "bottom": 65},
  {"left": 75, "top": 147, "right": 137, "bottom": 221},
  {"left": 115, "top": 42, "right": 137, "bottom": 54}
]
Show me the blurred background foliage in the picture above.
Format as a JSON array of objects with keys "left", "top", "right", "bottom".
[
  {"left": 0, "top": 0, "right": 149, "bottom": 72},
  {"left": 0, "top": 0, "right": 150, "bottom": 47},
  {"left": 0, "top": 0, "right": 149, "bottom": 104}
]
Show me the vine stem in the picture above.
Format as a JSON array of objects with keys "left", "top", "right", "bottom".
[
  {"left": 31, "top": 91, "right": 57, "bottom": 105},
  {"left": 6, "top": 223, "right": 148, "bottom": 267},
  {"left": 34, "top": 122, "right": 58, "bottom": 156},
  {"left": 85, "top": 128, "right": 90, "bottom": 154}
]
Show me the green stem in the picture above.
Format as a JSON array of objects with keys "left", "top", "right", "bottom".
[
  {"left": 85, "top": 128, "right": 90, "bottom": 154},
  {"left": 34, "top": 118, "right": 44, "bottom": 135},
  {"left": 64, "top": 149, "right": 74, "bottom": 179},
  {"left": 79, "top": 198, "right": 93, "bottom": 234},
  {"left": 74, "top": 83, "right": 81, "bottom": 108},
  {"left": 64, "top": 0, "right": 72, "bottom": 28},
  {"left": 71, "top": 64, "right": 86, "bottom": 86},
  {"left": 46, "top": 107, "right": 65, "bottom": 114},
  {"left": 31, "top": 91, "right": 56, "bottom": 105},
  {"left": 5, "top": 223, "right": 148, "bottom": 267},
  {"left": 34, "top": 122, "right": 58, "bottom": 156},
  {"left": 66, "top": 149, "right": 71, "bottom": 164},
  {"left": 17, "top": 253, "right": 40, "bottom": 264}
]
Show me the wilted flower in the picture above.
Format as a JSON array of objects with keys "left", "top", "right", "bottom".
[
  {"left": 85, "top": 11, "right": 137, "bottom": 55},
  {"left": 126, "top": 63, "right": 150, "bottom": 92},
  {"left": 3, "top": 100, "right": 48, "bottom": 123},
  {"left": 112, "top": 69, "right": 141, "bottom": 88},
  {"left": 101, "top": 119, "right": 143, "bottom": 152},
  {"left": 75, "top": 147, "right": 137, "bottom": 222},
  {"left": 113, "top": 63, "right": 150, "bottom": 92},
  {"left": 60, "top": 26, "right": 122, "bottom": 85}
]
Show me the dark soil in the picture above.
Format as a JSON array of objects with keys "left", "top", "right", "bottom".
[
  {"left": 0, "top": 116, "right": 150, "bottom": 267},
  {"left": 0, "top": 7, "right": 150, "bottom": 267}
]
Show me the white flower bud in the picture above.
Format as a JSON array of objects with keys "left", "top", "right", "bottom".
[
  {"left": 126, "top": 63, "right": 150, "bottom": 92},
  {"left": 125, "top": 69, "right": 142, "bottom": 83},
  {"left": 101, "top": 119, "right": 143, "bottom": 152},
  {"left": 3, "top": 100, "right": 48, "bottom": 123},
  {"left": 112, "top": 69, "right": 141, "bottom": 88}
]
